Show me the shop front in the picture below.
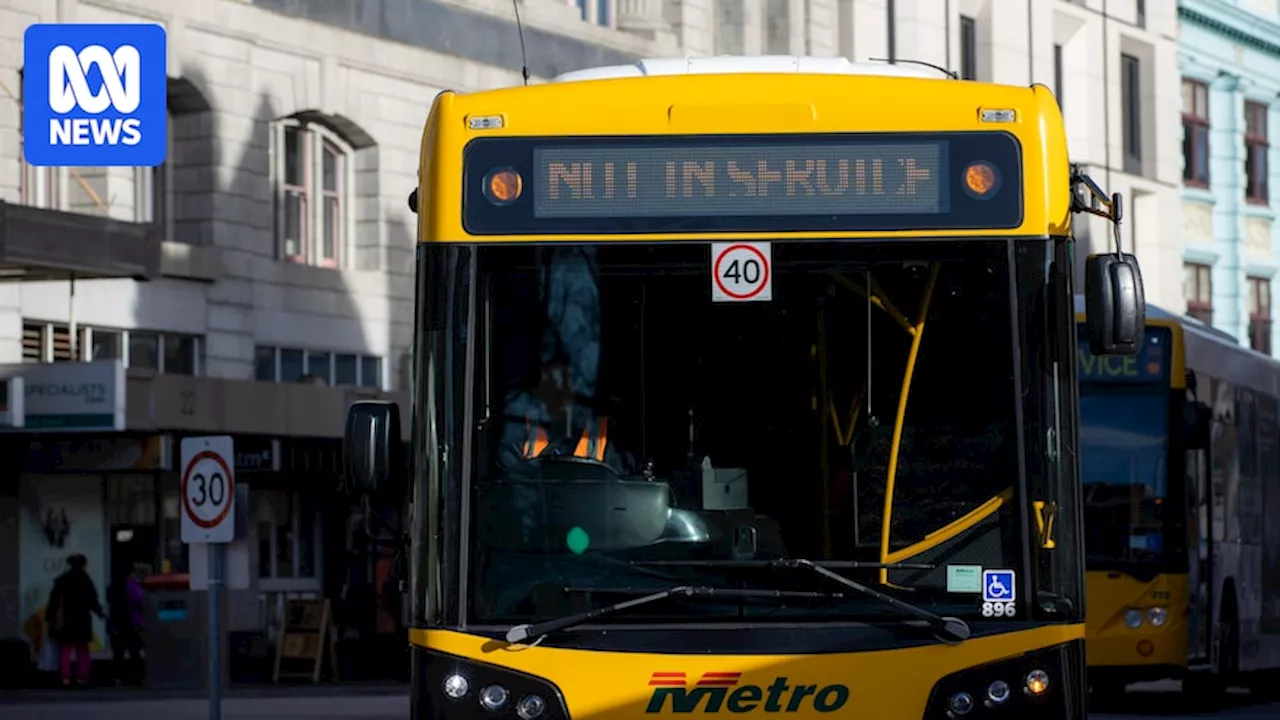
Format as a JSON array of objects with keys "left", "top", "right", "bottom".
[{"left": 0, "top": 361, "right": 409, "bottom": 687}]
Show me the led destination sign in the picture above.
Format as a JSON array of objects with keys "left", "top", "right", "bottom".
[
  {"left": 534, "top": 143, "right": 946, "bottom": 219},
  {"left": 462, "top": 133, "right": 1023, "bottom": 235},
  {"left": 1076, "top": 324, "right": 1170, "bottom": 384}
]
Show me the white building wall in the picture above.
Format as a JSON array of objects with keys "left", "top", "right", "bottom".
[
  {"left": 0, "top": 0, "right": 673, "bottom": 387},
  {"left": 0, "top": 0, "right": 1183, "bottom": 380},
  {"left": 1051, "top": 0, "right": 1184, "bottom": 310}
]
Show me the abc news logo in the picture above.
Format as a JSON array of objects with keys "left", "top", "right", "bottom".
[
  {"left": 47, "top": 44, "right": 143, "bottom": 147},
  {"left": 23, "top": 23, "right": 167, "bottom": 167}
]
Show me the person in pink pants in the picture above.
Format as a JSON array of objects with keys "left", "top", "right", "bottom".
[{"left": 46, "top": 554, "right": 105, "bottom": 686}]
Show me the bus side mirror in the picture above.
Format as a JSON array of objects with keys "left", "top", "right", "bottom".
[
  {"left": 1084, "top": 252, "right": 1146, "bottom": 356},
  {"left": 1184, "top": 401, "right": 1212, "bottom": 450},
  {"left": 344, "top": 400, "right": 405, "bottom": 498}
]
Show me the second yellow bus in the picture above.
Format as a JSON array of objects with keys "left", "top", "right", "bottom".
[{"left": 1080, "top": 298, "right": 1280, "bottom": 701}]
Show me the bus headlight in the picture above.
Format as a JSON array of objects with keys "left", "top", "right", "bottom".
[
  {"left": 479, "top": 684, "right": 510, "bottom": 711},
  {"left": 925, "top": 641, "right": 1078, "bottom": 718},
  {"left": 1148, "top": 606, "right": 1168, "bottom": 627},
  {"left": 1024, "top": 669, "right": 1049, "bottom": 695},
  {"left": 947, "top": 691, "right": 975, "bottom": 716},
  {"left": 443, "top": 673, "right": 470, "bottom": 699},
  {"left": 1124, "top": 609, "right": 1144, "bottom": 629},
  {"left": 517, "top": 694, "right": 547, "bottom": 720},
  {"left": 422, "top": 648, "right": 568, "bottom": 720},
  {"left": 985, "top": 680, "right": 1011, "bottom": 705}
]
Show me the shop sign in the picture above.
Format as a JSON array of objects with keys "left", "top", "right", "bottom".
[{"left": 0, "top": 360, "right": 125, "bottom": 432}]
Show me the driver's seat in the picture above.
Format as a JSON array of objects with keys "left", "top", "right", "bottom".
[{"left": 522, "top": 414, "right": 612, "bottom": 463}]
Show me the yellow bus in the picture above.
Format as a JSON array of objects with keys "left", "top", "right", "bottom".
[
  {"left": 345, "top": 55, "right": 1146, "bottom": 720},
  {"left": 1079, "top": 299, "right": 1280, "bottom": 701}
]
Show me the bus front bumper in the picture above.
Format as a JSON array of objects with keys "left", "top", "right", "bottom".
[
  {"left": 410, "top": 628, "right": 1087, "bottom": 720},
  {"left": 1086, "top": 629, "right": 1186, "bottom": 687}
]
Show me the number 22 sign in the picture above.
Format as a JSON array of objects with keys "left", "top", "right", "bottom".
[{"left": 711, "top": 242, "right": 772, "bottom": 303}]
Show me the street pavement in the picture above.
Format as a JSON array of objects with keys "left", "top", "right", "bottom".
[
  {"left": 1090, "top": 681, "right": 1280, "bottom": 720},
  {"left": 3, "top": 681, "right": 1280, "bottom": 719},
  {"left": 0, "top": 693, "right": 409, "bottom": 720}
]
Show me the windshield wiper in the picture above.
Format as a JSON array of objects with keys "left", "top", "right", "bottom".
[
  {"left": 503, "top": 586, "right": 839, "bottom": 643},
  {"left": 633, "top": 559, "right": 935, "bottom": 570},
  {"left": 632, "top": 558, "right": 971, "bottom": 643}
]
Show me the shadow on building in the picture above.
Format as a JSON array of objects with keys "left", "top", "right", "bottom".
[{"left": 0, "top": 66, "right": 413, "bottom": 691}]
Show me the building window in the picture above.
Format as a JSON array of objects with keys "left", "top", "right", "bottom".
[
  {"left": 959, "top": 16, "right": 977, "bottom": 81},
  {"left": 1136, "top": 0, "right": 1145, "bottom": 28},
  {"left": 255, "top": 490, "right": 320, "bottom": 583},
  {"left": 254, "top": 345, "right": 383, "bottom": 389},
  {"left": 17, "top": 68, "right": 61, "bottom": 211},
  {"left": 1182, "top": 79, "right": 1211, "bottom": 187},
  {"left": 272, "top": 120, "right": 351, "bottom": 268},
  {"left": 1053, "top": 44, "right": 1064, "bottom": 109},
  {"left": 1246, "top": 102, "right": 1270, "bottom": 205},
  {"left": 159, "top": 474, "right": 188, "bottom": 574},
  {"left": 21, "top": 323, "right": 201, "bottom": 374},
  {"left": 1121, "top": 54, "right": 1142, "bottom": 173},
  {"left": 21, "top": 323, "right": 81, "bottom": 362},
  {"left": 1250, "top": 277, "right": 1273, "bottom": 355},
  {"left": 576, "top": 0, "right": 611, "bottom": 26},
  {"left": 139, "top": 111, "right": 173, "bottom": 232},
  {"left": 253, "top": 489, "right": 322, "bottom": 640},
  {"left": 1184, "top": 263, "right": 1213, "bottom": 325}
]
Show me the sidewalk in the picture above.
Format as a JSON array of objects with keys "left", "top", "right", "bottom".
[
  {"left": 0, "top": 679, "right": 408, "bottom": 706},
  {"left": 0, "top": 693, "right": 409, "bottom": 720}
]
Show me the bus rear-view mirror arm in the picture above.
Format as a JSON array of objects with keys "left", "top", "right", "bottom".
[{"left": 1071, "top": 165, "right": 1146, "bottom": 358}]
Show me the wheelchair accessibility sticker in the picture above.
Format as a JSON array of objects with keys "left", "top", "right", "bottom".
[{"left": 981, "top": 569, "right": 1017, "bottom": 618}]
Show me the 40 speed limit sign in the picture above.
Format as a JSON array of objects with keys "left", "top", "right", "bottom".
[
  {"left": 180, "top": 435, "right": 236, "bottom": 543},
  {"left": 711, "top": 242, "right": 772, "bottom": 303}
]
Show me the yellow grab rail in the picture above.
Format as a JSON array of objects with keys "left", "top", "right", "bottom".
[{"left": 879, "top": 262, "right": 940, "bottom": 584}]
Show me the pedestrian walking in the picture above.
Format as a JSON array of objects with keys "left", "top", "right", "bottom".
[
  {"left": 45, "top": 553, "right": 105, "bottom": 687},
  {"left": 107, "top": 563, "right": 147, "bottom": 686}
]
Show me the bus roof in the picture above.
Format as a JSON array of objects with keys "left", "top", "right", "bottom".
[
  {"left": 1075, "top": 295, "right": 1280, "bottom": 396},
  {"left": 421, "top": 60, "right": 1071, "bottom": 241},
  {"left": 552, "top": 55, "right": 947, "bottom": 83}
]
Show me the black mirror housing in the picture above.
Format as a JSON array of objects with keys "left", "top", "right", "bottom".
[
  {"left": 343, "top": 400, "right": 405, "bottom": 498},
  {"left": 1084, "top": 252, "right": 1146, "bottom": 356}
]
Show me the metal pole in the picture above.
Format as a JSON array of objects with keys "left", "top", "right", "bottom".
[
  {"left": 208, "top": 543, "right": 222, "bottom": 720},
  {"left": 68, "top": 273, "right": 77, "bottom": 361}
]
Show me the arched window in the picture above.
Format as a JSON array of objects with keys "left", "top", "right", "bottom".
[{"left": 271, "top": 118, "right": 354, "bottom": 268}]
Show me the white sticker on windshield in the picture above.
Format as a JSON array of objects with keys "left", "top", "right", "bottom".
[{"left": 946, "top": 565, "right": 983, "bottom": 594}]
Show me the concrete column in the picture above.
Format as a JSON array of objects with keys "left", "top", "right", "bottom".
[
  {"left": 1209, "top": 73, "right": 1242, "bottom": 338},
  {"left": 618, "top": 0, "right": 671, "bottom": 36}
]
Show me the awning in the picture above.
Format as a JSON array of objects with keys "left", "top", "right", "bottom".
[{"left": 0, "top": 200, "right": 161, "bottom": 280}]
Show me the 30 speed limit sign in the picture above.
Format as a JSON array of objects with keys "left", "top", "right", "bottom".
[
  {"left": 711, "top": 242, "right": 772, "bottom": 302},
  {"left": 180, "top": 435, "right": 236, "bottom": 544}
]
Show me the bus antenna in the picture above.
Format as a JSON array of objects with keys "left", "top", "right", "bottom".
[
  {"left": 867, "top": 57, "right": 958, "bottom": 80},
  {"left": 511, "top": 0, "right": 531, "bottom": 85}
]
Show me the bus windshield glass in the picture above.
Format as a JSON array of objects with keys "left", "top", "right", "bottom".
[
  {"left": 459, "top": 239, "right": 1067, "bottom": 626},
  {"left": 1078, "top": 326, "right": 1172, "bottom": 567}
]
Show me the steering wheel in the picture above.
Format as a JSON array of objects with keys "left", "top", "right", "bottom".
[{"left": 537, "top": 453, "right": 619, "bottom": 476}]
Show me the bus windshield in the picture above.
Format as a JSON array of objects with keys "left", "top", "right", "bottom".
[
  {"left": 1078, "top": 326, "right": 1173, "bottom": 568},
  {"left": 1080, "top": 391, "right": 1170, "bottom": 565},
  {"left": 455, "top": 239, "right": 1070, "bottom": 627}
]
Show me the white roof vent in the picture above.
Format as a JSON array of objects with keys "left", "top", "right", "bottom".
[{"left": 552, "top": 55, "right": 947, "bottom": 83}]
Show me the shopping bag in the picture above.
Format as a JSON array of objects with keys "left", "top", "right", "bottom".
[{"left": 37, "top": 639, "right": 58, "bottom": 673}]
